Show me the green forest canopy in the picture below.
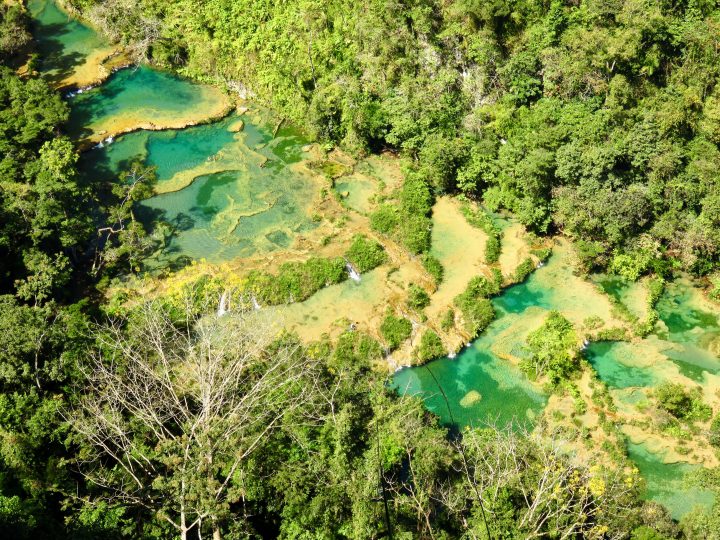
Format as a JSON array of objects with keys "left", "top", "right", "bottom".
[{"left": 71, "top": 0, "right": 720, "bottom": 275}]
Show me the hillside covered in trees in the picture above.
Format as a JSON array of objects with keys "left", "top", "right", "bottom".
[
  {"left": 68, "top": 0, "right": 720, "bottom": 276},
  {"left": 1, "top": 0, "right": 720, "bottom": 539}
]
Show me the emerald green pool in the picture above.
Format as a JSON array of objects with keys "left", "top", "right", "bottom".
[
  {"left": 585, "top": 279, "right": 720, "bottom": 386},
  {"left": 392, "top": 328, "right": 546, "bottom": 429},
  {"left": 66, "top": 66, "right": 230, "bottom": 142},
  {"left": 584, "top": 341, "right": 658, "bottom": 389},
  {"left": 628, "top": 442, "right": 715, "bottom": 520},
  {"left": 81, "top": 112, "right": 318, "bottom": 267},
  {"left": 28, "top": 0, "right": 110, "bottom": 85}
]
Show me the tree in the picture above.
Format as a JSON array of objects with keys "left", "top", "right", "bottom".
[
  {"left": 71, "top": 295, "right": 318, "bottom": 539},
  {"left": 524, "top": 311, "right": 578, "bottom": 383},
  {"left": 92, "top": 162, "right": 156, "bottom": 275},
  {"left": 442, "top": 426, "right": 644, "bottom": 539}
]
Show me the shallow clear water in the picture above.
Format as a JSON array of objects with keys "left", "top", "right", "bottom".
[
  {"left": 655, "top": 280, "right": 720, "bottom": 381},
  {"left": 82, "top": 114, "right": 318, "bottom": 267},
  {"left": 586, "top": 279, "right": 720, "bottom": 385},
  {"left": 584, "top": 341, "right": 658, "bottom": 389},
  {"left": 392, "top": 333, "right": 546, "bottom": 429},
  {"left": 334, "top": 173, "right": 376, "bottom": 214},
  {"left": 67, "top": 66, "right": 229, "bottom": 141},
  {"left": 584, "top": 279, "right": 720, "bottom": 519},
  {"left": 627, "top": 442, "right": 715, "bottom": 520},
  {"left": 28, "top": 0, "right": 110, "bottom": 85}
]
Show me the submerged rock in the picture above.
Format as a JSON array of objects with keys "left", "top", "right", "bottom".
[
  {"left": 228, "top": 119, "right": 244, "bottom": 133},
  {"left": 460, "top": 390, "right": 482, "bottom": 408}
]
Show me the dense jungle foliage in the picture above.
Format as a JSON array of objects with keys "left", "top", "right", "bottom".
[
  {"left": 1, "top": 0, "right": 720, "bottom": 538},
  {"left": 68, "top": 0, "right": 720, "bottom": 276}
]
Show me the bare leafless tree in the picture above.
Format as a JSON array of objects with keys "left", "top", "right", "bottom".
[
  {"left": 70, "top": 293, "right": 317, "bottom": 539},
  {"left": 87, "top": 0, "right": 160, "bottom": 62},
  {"left": 439, "top": 423, "right": 639, "bottom": 540}
]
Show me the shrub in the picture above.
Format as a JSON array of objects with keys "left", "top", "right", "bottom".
[
  {"left": 407, "top": 284, "right": 431, "bottom": 310},
  {"left": 654, "top": 383, "right": 711, "bottom": 421},
  {"left": 709, "top": 415, "right": 720, "bottom": 447},
  {"left": 421, "top": 253, "right": 444, "bottom": 284},
  {"left": 345, "top": 234, "right": 387, "bottom": 273},
  {"left": 370, "top": 203, "right": 400, "bottom": 234},
  {"left": 399, "top": 214, "right": 432, "bottom": 253},
  {"left": 531, "top": 247, "right": 552, "bottom": 262},
  {"left": 380, "top": 311, "right": 412, "bottom": 351},
  {"left": 513, "top": 257, "right": 535, "bottom": 283},
  {"left": 453, "top": 275, "right": 499, "bottom": 336},
  {"left": 415, "top": 330, "right": 445, "bottom": 362},
  {"left": 440, "top": 308, "right": 455, "bottom": 331},
  {"left": 484, "top": 234, "right": 501, "bottom": 263},
  {"left": 246, "top": 257, "right": 346, "bottom": 305},
  {"left": 454, "top": 296, "right": 494, "bottom": 336}
]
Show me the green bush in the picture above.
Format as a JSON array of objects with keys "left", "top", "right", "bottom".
[
  {"left": 246, "top": 257, "right": 346, "bottom": 305},
  {"left": 453, "top": 274, "right": 500, "bottom": 336},
  {"left": 454, "top": 296, "right": 494, "bottom": 336},
  {"left": 345, "top": 234, "right": 387, "bottom": 273},
  {"left": 531, "top": 247, "right": 552, "bottom": 262},
  {"left": 484, "top": 234, "right": 501, "bottom": 264},
  {"left": 415, "top": 330, "right": 445, "bottom": 362},
  {"left": 399, "top": 214, "right": 432, "bottom": 254},
  {"left": 513, "top": 257, "right": 535, "bottom": 283},
  {"left": 421, "top": 253, "right": 444, "bottom": 284},
  {"left": 654, "top": 383, "right": 712, "bottom": 421},
  {"left": 709, "top": 415, "right": 720, "bottom": 447},
  {"left": 380, "top": 311, "right": 412, "bottom": 351},
  {"left": 370, "top": 203, "right": 400, "bottom": 235},
  {"left": 407, "top": 284, "right": 430, "bottom": 310},
  {"left": 440, "top": 308, "right": 455, "bottom": 331}
]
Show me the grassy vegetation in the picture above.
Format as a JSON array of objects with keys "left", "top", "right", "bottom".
[
  {"left": 415, "top": 330, "right": 445, "bottom": 363},
  {"left": 246, "top": 257, "right": 346, "bottom": 305},
  {"left": 380, "top": 310, "right": 412, "bottom": 351},
  {"left": 406, "top": 284, "right": 431, "bottom": 311},
  {"left": 344, "top": 234, "right": 387, "bottom": 273},
  {"left": 421, "top": 253, "right": 444, "bottom": 285}
]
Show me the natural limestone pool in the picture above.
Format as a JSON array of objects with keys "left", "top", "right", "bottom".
[
  {"left": 28, "top": 0, "right": 117, "bottom": 88},
  {"left": 81, "top": 112, "right": 320, "bottom": 267},
  {"left": 67, "top": 66, "right": 231, "bottom": 144},
  {"left": 393, "top": 242, "right": 616, "bottom": 429}
]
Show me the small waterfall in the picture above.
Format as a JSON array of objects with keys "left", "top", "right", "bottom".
[
  {"left": 217, "top": 291, "right": 229, "bottom": 317},
  {"left": 345, "top": 260, "right": 361, "bottom": 282},
  {"left": 94, "top": 136, "right": 114, "bottom": 149},
  {"left": 251, "top": 295, "right": 261, "bottom": 311}
]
